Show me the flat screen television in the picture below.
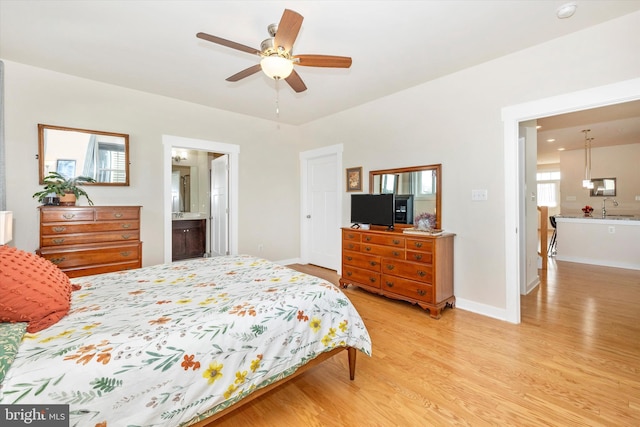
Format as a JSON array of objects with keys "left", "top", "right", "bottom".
[{"left": 350, "top": 194, "right": 395, "bottom": 229}]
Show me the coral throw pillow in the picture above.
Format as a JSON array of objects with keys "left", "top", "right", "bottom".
[{"left": 0, "top": 246, "right": 71, "bottom": 333}]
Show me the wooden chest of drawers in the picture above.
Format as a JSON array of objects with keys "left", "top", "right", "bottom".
[
  {"left": 37, "top": 206, "right": 142, "bottom": 278},
  {"left": 340, "top": 227, "right": 455, "bottom": 318}
]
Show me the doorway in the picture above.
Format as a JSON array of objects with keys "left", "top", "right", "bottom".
[
  {"left": 162, "top": 135, "right": 240, "bottom": 264},
  {"left": 503, "top": 77, "right": 640, "bottom": 324}
]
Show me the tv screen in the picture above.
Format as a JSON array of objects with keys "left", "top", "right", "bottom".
[{"left": 350, "top": 194, "right": 395, "bottom": 228}]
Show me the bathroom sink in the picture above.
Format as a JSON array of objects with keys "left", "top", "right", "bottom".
[{"left": 172, "top": 212, "right": 206, "bottom": 220}]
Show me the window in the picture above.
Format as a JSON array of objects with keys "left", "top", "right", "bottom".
[
  {"left": 537, "top": 171, "right": 560, "bottom": 207},
  {"left": 97, "top": 142, "right": 126, "bottom": 183}
]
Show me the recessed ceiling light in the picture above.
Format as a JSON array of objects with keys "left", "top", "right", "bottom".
[
  {"left": 557, "top": 2, "right": 577, "bottom": 19},
  {"left": 557, "top": 147, "right": 566, "bottom": 151},
  {"left": 547, "top": 138, "right": 556, "bottom": 142}
]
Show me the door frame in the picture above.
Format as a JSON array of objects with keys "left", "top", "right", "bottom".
[
  {"left": 502, "top": 77, "right": 640, "bottom": 324},
  {"left": 299, "top": 144, "right": 343, "bottom": 271},
  {"left": 163, "top": 135, "right": 240, "bottom": 264}
]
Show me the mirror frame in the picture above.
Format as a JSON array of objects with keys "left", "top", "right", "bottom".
[
  {"left": 38, "top": 124, "right": 130, "bottom": 186},
  {"left": 369, "top": 164, "right": 442, "bottom": 229}
]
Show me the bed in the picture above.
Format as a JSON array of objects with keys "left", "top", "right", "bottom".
[{"left": 0, "top": 253, "right": 372, "bottom": 426}]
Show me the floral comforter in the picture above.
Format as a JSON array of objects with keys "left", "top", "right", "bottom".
[{"left": 0, "top": 255, "right": 372, "bottom": 426}]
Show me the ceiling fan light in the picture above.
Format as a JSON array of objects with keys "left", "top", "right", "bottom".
[{"left": 260, "top": 55, "right": 294, "bottom": 80}]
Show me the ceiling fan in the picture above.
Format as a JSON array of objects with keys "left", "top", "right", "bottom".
[{"left": 196, "top": 9, "right": 352, "bottom": 93}]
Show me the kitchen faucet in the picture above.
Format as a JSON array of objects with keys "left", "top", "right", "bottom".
[{"left": 602, "top": 197, "right": 618, "bottom": 217}]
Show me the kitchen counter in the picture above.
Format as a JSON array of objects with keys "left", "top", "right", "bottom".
[{"left": 554, "top": 216, "right": 640, "bottom": 270}]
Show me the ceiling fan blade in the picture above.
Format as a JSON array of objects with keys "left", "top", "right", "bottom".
[
  {"left": 285, "top": 70, "right": 307, "bottom": 93},
  {"left": 294, "top": 54, "right": 352, "bottom": 68},
  {"left": 196, "top": 32, "right": 261, "bottom": 55},
  {"left": 226, "top": 64, "right": 263, "bottom": 82},
  {"left": 274, "top": 9, "right": 303, "bottom": 53}
]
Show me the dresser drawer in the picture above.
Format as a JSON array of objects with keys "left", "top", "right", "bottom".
[
  {"left": 64, "top": 261, "right": 141, "bottom": 278},
  {"left": 342, "top": 230, "right": 361, "bottom": 242},
  {"left": 341, "top": 265, "right": 381, "bottom": 289},
  {"left": 42, "top": 220, "right": 140, "bottom": 235},
  {"left": 382, "top": 259, "right": 433, "bottom": 283},
  {"left": 95, "top": 207, "right": 140, "bottom": 221},
  {"left": 381, "top": 274, "right": 433, "bottom": 303},
  {"left": 406, "top": 250, "right": 433, "bottom": 264},
  {"left": 406, "top": 238, "right": 433, "bottom": 252},
  {"left": 39, "top": 242, "right": 141, "bottom": 270},
  {"left": 342, "top": 240, "right": 361, "bottom": 251},
  {"left": 342, "top": 250, "right": 381, "bottom": 272},
  {"left": 361, "top": 244, "right": 404, "bottom": 259},
  {"left": 40, "top": 208, "right": 95, "bottom": 222},
  {"left": 361, "top": 234, "right": 405, "bottom": 247},
  {"left": 41, "top": 230, "right": 140, "bottom": 246}
]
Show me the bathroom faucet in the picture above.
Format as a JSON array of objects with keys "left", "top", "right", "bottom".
[{"left": 602, "top": 198, "right": 618, "bottom": 217}]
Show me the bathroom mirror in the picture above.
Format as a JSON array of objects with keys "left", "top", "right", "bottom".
[
  {"left": 370, "top": 164, "right": 442, "bottom": 229},
  {"left": 589, "top": 177, "right": 616, "bottom": 197},
  {"left": 38, "top": 124, "right": 129, "bottom": 185}
]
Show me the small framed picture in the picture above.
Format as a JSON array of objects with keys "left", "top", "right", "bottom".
[
  {"left": 346, "top": 167, "right": 363, "bottom": 192},
  {"left": 56, "top": 159, "right": 76, "bottom": 179}
]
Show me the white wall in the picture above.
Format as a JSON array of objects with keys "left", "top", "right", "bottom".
[
  {"left": 299, "top": 11, "right": 640, "bottom": 318},
  {"left": 3, "top": 61, "right": 302, "bottom": 265},
  {"left": 560, "top": 143, "right": 640, "bottom": 216}
]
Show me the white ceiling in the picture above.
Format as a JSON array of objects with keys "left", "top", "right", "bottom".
[{"left": 1, "top": 0, "right": 639, "bottom": 159}]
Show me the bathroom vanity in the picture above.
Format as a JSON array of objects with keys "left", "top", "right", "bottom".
[{"left": 554, "top": 216, "right": 640, "bottom": 270}]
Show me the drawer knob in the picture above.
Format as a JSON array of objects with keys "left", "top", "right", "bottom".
[
  {"left": 346, "top": 271, "right": 352, "bottom": 277},
  {"left": 121, "top": 223, "right": 132, "bottom": 229},
  {"left": 417, "top": 289, "right": 426, "bottom": 296},
  {"left": 348, "top": 244, "right": 354, "bottom": 249},
  {"left": 364, "top": 246, "right": 372, "bottom": 252},
  {"left": 120, "top": 251, "right": 132, "bottom": 257},
  {"left": 52, "top": 226, "right": 66, "bottom": 233},
  {"left": 393, "top": 239, "right": 400, "bottom": 245},
  {"left": 62, "top": 214, "right": 75, "bottom": 220},
  {"left": 347, "top": 233, "right": 354, "bottom": 239},
  {"left": 415, "top": 242, "right": 423, "bottom": 248},
  {"left": 365, "top": 236, "right": 371, "bottom": 241},
  {"left": 392, "top": 251, "right": 400, "bottom": 257},
  {"left": 369, "top": 261, "right": 377, "bottom": 266},
  {"left": 121, "top": 234, "right": 132, "bottom": 240},
  {"left": 50, "top": 257, "right": 66, "bottom": 264},
  {"left": 413, "top": 254, "right": 423, "bottom": 261},
  {"left": 346, "top": 256, "right": 353, "bottom": 261},
  {"left": 52, "top": 238, "right": 65, "bottom": 245},
  {"left": 418, "top": 270, "right": 427, "bottom": 277},
  {"left": 369, "top": 277, "right": 377, "bottom": 283},
  {"left": 386, "top": 264, "right": 395, "bottom": 270},
  {"left": 114, "top": 213, "right": 123, "bottom": 218},
  {"left": 385, "top": 281, "right": 394, "bottom": 288}
]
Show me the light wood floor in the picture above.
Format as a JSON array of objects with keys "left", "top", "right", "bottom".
[{"left": 211, "top": 260, "right": 640, "bottom": 426}]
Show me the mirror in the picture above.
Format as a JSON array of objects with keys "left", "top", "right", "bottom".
[
  {"left": 171, "top": 165, "right": 199, "bottom": 212},
  {"left": 370, "top": 164, "right": 442, "bottom": 229},
  {"left": 589, "top": 177, "right": 616, "bottom": 197},
  {"left": 38, "top": 124, "right": 129, "bottom": 185}
]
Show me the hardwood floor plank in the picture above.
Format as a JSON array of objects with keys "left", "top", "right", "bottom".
[{"left": 208, "top": 261, "right": 640, "bottom": 426}]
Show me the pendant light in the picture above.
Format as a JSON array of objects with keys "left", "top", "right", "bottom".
[{"left": 581, "top": 129, "right": 594, "bottom": 189}]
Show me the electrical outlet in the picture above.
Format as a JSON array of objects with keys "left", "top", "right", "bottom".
[
  {"left": 258, "top": 244, "right": 264, "bottom": 252},
  {"left": 471, "top": 189, "right": 488, "bottom": 201},
  {"left": 608, "top": 226, "right": 615, "bottom": 234},
  {"left": 636, "top": 195, "right": 640, "bottom": 201}
]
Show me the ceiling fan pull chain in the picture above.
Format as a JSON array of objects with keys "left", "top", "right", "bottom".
[{"left": 275, "top": 78, "right": 281, "bottom": 118}]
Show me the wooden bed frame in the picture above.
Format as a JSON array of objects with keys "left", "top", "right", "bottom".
[{"left": 189, "top": 347, "right": 357, "bottom": 426}]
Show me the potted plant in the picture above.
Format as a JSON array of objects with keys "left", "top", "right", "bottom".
[{"left": 32, "top": 172, "right": 96, "bottom": 206}]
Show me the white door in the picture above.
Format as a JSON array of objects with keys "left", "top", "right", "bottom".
[
  {"left": 210, "top": 155, "right": 228, "bottom": 257},
  {"left": 306, "top": 154, "right": 338, "bottom": 269}
]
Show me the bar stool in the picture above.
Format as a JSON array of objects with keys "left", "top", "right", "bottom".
[{"left": 547, "top": 216, "right": 557, "bottom": 256}]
